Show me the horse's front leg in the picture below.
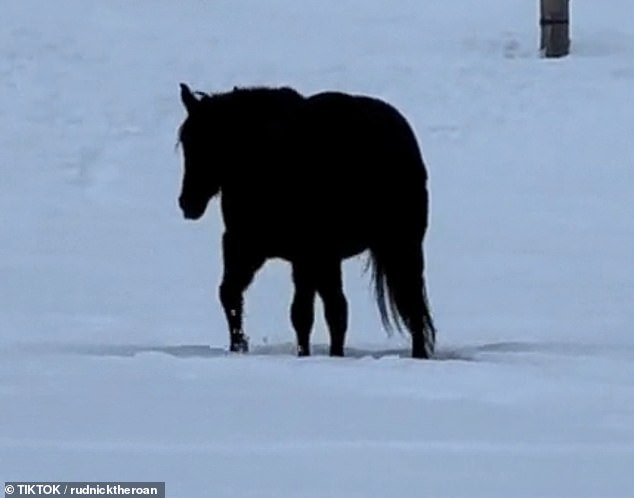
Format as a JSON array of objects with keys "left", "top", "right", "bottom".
[{"left": 219, "top": 232, "right": 264, "bottom": 353}]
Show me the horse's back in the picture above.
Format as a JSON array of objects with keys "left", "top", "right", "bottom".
[
  {"left": 285, "top": 91, "right": 429, "bottom": 244},
  {"left": 301, "top": 91, "right": 426, "bottom": 176},
  {"left": 300, "top": 91, "right": 427, "bottom": 199}
]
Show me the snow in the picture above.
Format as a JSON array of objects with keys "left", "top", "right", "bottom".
[{"left": 2, "top": 0, "right": 634, "bottom": 496}]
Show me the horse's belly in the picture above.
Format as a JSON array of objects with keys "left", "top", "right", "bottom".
[
  {"left": 268, "top": 222, "right": 369, "bottom": 260},
  {"left": 222, "top": 184, "right": 373, "bottom": 260}
]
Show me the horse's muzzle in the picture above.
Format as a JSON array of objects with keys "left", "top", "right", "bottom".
[
  {"left": 179, "top": 197, "right": 205, "bottom": 220},
  {"left": 182, "top": 210, "right": 202, "bottom": 220}
]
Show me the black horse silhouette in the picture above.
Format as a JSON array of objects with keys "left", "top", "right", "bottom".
[{"left": 176, "top": 83, "right": 436, "bottom": 358}]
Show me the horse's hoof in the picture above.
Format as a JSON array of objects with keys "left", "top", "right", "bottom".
[
  {"left": 412, "top": 344, "right": 433, "bottom": 359},
  {"left": 230, "top": 340, "right": 249, "bottom": 353},
  {"left": 412, "top": 333, "right": 434, "bottom": 359}
]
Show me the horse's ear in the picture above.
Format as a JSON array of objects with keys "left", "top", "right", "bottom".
[{"left": 180, "top": 83, "right": 198, "bottom": 113}]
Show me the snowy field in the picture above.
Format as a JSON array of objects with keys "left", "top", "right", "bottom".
[{"left": 2, "top": 0, "right": 634, "bottom": 496}]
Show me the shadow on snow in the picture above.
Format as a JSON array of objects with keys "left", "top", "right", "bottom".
[{"left": 7, "top": 340, "right": 634, "bottom": 362}]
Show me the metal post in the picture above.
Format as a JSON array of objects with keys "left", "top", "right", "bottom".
[{"left": 540, "top": 0, "right": 570, "bottom": 57}]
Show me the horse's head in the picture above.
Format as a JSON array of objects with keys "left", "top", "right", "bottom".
[{"left": 177, "top": 83, "right": 223, "bottom": 220}]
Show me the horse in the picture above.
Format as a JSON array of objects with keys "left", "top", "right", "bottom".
[{"left": 176, "top": 82, "right": 436, "bottom": 359}]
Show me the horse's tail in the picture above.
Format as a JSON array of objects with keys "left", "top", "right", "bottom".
[{"left": 367, "top": 237, "right": 436, "bottom": 358}]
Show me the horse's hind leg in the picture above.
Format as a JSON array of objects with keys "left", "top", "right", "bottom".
[
  {"left": 290, "top": 262, "right": 317, "bottom": 356},
  {"left": 219, "top": 232, "right": 264, "bottom": 353},
  {"left": 316, "top": 261, "right": 348, "bottom": 357}
]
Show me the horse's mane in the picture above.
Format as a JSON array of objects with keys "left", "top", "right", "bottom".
[
  {"left": 177, "top": 85, "right": 305, "bottom": 148},
  {"left": 194, "top": 85, "right": 304, "bottom": 104}
]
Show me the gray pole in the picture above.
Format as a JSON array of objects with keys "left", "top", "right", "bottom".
[{"left": 540, "top": 0, "right": 570, "bottom": 57}]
